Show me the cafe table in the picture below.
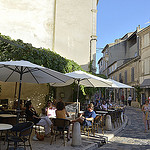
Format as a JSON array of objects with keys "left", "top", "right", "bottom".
[
  {"left": 0, "top": 114, "right": 17, "bottom": 118},
  {"left": 0, "top": 123, "right": 13, "bottom": 150},
  {"left": 0, "top": 114, "right": 17, "bottom": 125},
  {"left": 96, "top": 111, "right": 108, "bottom": 114},
  {"left": 107, "top": 109, "right": 115, "bottom": 112},
  {"left": 79, "top": 111, "right": 84, "bottom": 114}
]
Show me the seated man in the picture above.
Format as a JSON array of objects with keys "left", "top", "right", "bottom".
[{"left": 72, "top": 103, "right": 96, "bottom": 126}]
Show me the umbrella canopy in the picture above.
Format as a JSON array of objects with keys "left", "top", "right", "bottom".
[
  {"left": 53, "top": 70, "right": 112, "bottom": 87},
  {"left": 61, "top": 70, "right": 112, "bottom": 114},
  {"left": 66, "top": 70, "right": 112, "bottom": 87},
  {"left": 0, "top": 60, "right": 72, "bottom": 84},
  {"left": 0, "top": 60, "right": 73, "bottom": 122},
  {"left": 107, "top": 79, "right": 133, "bottom": 88}
]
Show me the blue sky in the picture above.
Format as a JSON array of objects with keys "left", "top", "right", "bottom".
[{"left": 96, "top": 0, "right": 150, "bottom": 73}]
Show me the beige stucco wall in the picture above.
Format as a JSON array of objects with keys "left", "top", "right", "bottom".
[
  {"left": 0, "top": 82, "right": 49, "bottom": 113},
  {"left": 0, "top": 81, "right": 74, "bottom": 113},
  {"left": 56, "top": 86, "right": 73, "bottom": 102}
]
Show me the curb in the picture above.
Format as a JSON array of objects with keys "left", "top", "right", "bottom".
[
  {"left": 112, "top": 115, "right": 128, "bottom": 137},
  {"left": 82, "top": 142, "right": 98, "bottom": 150},
  {"left": 82, "top": 115, "right": 129, "bottom": 150}
]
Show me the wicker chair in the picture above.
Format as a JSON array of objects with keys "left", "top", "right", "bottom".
[
  {"left": 93, "top": 115, "right": 104, "bottom": 135},
  {"left": 50, "top": 118, "right": 70, "bottom": 146},
  {"left": 81, "top": 119, "right": 95, "bottom": 138},
  {"left": 7, "top": 121, "right": 34, "bottom": 150}
]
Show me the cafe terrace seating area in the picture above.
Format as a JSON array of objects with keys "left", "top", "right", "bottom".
[{"left": 0, "top": 101, "right": 126, "bottom": 150}]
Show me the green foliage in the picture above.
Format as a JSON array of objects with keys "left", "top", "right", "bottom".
[
  {"left": 88, "top": 60, "right": 94, "bottom": 72},
  {"left": 80, "top": 73, "right": 108, "bottom": 101},
  {"left": 0, "top": 33, "right": 107, "bottom": 102},
  {"left": 0, "top": 33, "right": 82, "bottom": 73},
  {"left": 134, "top": 85, "right": 142, "bottom": 103}
]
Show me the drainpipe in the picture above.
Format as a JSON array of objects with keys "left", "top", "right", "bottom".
[
  {"left": 90, "top": 37, "right": 97, "bottom": 72},
  {"left": 137, "top": 35, "right": 139, "bottom": 56}
]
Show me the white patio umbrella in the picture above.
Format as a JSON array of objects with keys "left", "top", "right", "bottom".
[
  {"left": 107, "top": 79, "right": 133, "bottom": 103},
  {"left": 57, "top": 70, "right": 112, "bottom": 113},
  {"left": 0, "top": 60, "right": 73, "bottom": 122},
  {"left": 107, "top": 79, "right": 133, "bottom": 88}
]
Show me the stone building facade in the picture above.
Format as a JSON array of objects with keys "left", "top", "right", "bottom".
[
  {"left": 98, "top": 26, "right": 141, "bottom": 102},
  {"left": 137, "top": 25, "right": 150, "bottom": 101}
]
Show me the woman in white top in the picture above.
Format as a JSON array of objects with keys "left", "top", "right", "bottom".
[
  {"left": 101, "top": 101, "right": 107, "bottom": 111},
  {"left": 142, "top": 100, "right": 150, "bottom": 132}
]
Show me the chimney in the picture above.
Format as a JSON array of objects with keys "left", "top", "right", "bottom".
[{"left": 136, "top": 25, "right": 140, "bottom": 32}]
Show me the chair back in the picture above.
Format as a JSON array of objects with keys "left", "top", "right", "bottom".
[
  {"left": 52, "top": 118, "right": 70, "bottom": 130},
  {"left": 19, "top": 122, "right": 33, "bottom": 137},
  {"left": 11, "top": 121, "right": 33, "bottom": 132},
  {"left": 94, "top": 115, "right": 101, "bottom": 123}
]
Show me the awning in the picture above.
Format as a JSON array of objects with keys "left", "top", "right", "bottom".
[{"left": 140, "top": 79, "right": 150, "bottom": 88}]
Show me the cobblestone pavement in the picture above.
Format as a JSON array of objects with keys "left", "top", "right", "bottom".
[{"left": 98, "top": 106, "right": 150, "bottom": 150}]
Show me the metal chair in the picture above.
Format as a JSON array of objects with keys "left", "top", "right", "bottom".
[
  {"left": 93, "top": 115, "right": 104, "bottom": 135},
  {"left": 108, "top": 111, "right": 116, "bottom": 128},
  {"left": 81, "top": 119, "right": 95, "bottom": 138},
  {"left": 7, "top": 121, "right": 34, "bottom": 150},
  {"left": 50, "top": 118, "right": 70, "bottom": 146}
]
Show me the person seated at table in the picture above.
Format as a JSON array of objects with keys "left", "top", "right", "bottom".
[
  {"left": 25, "top": 100, "right": 40, "bottom": 124},
  {"left": 101, "top": 100, "right": 108, "bottom": 111},
  {"left": 94, "top": 100, "right": 100, "bottom": 111},
  {"left": 25, "top": 101, "right": 52, "bottom": 137},
  {"left": 107, "top": 100, "right": 113, "bottom": 109},
  {"left": 72, "top": 103, "right": 96, "bottom": 126},
  {"left": 56, "top": 101, "right": 69, "bottom": 119},
  {"left": 55, "top": 101, "right": 70, "bottom": 140},
  {"left": 38, "top": 108, "right": 53, "bottom": 136},
  {"left": 45, "top": 100, "right": 56, "bottom": 118}
]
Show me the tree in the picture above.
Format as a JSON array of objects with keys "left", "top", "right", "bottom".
[{"left": 134, "top": 85, "right": 142, "bottom": 104}]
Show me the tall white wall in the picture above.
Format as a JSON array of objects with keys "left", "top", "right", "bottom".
[
  {"left": 54, "top": 0, "right": 96, "bottom": 71},
  {"left": 0, "top": 0, "right": 55, "bottom": 49},
  {"left": 0, "top": 0, "right": 98, "bottom": 72}
]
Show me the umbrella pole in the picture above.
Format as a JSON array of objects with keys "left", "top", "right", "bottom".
[
  {"left": 76, "top": 80, "right": 80, "bottom": 117},
  {"left": 17, "top": 66, "right": 23, "bottom": 123}
]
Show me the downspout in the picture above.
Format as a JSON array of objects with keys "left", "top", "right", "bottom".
[{"left": 90, "top": 38, "right": 97, "bottom": 72}]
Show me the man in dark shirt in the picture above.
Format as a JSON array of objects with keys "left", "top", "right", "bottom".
[{"left": 72, "top": 103, "right": 96, "bottom": 126}]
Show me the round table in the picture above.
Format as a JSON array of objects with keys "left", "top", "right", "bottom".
[
  {"left": 0, "top": 114, "right": 17, "bottom": 125},
  {"left": 66, "top": 116, "right": 72, "bottom": 120},
  {"left": 79, "top": 111, "right": 84, "bottom": 114},
  {"left": 96, "top": 111, "right": 108, "bottom": 114},
  {"left": 107, "top": 109, "right": 115, "bottom": 112},
  {"left": 0, "top": 114, "right": 17, "bottom": 118},
  {"left": 0, "top": 123, "right": 13, "bottom": 150},
  {"left": 0, "top": 123, "right": 13, "bottom": 131}
]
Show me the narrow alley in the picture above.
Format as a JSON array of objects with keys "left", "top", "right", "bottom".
[{"left": 99, "top": 107, "right": 150, "bottom": 150}]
